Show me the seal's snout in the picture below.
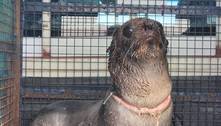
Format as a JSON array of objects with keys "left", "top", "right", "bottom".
[{"left": 134, "top": 31, "right": 162, "bottom": 59}]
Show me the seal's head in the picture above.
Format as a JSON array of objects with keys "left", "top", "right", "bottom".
[
  {"left": 107, "top": 18, "right": 168, "bottom": 62},
  {"left": 107, "top": 18, "right": 171, "bottom": 107}
]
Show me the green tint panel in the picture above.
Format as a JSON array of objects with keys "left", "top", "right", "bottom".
[
  {"left": 0, "top": 53, "right": 8, "bottom": 77},
  {"left": 0, "top": 53, "right": 7, "bottom": 121},
  {"left": 0, "top": 0, "right": 14, "bottom": 42}
]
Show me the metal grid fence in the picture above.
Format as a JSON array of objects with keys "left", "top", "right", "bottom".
[
  {"left": 22, "top": 0, "right": 221, "bottom": 126},
  {"left": 0, "top": 0, "right": 20, "bottom": 126}
]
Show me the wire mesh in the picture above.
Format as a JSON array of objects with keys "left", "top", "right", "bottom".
[
  {"left": 0, "top": 0, "right": 20, "bottom": 126},
  {"left": 22, "top": 0, "right": 221, "bottom": 126}
]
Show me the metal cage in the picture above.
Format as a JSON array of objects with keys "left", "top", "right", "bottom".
[
  {"left": 0, "top": 0, "right": 21, "bottom": 126},
  {"left": 21, "top": 0, "right": 221, "bottom": 126}
]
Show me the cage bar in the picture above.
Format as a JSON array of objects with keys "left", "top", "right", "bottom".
[{"left": 21, "top": 0, "right": 221, "bottom": 126}]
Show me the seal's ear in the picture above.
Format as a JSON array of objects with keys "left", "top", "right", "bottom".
[
  {"left": 112, "top": 26, "right": 120, "bottom": 37},
  {"left": 164, "top": 39, "right": 169, "bottom": 54},
  {"left": 155, "top": 21, "right": 168, "bottom": 54},
  {"left": 107, "top": 26, "right": 120, "bottom": 53}
]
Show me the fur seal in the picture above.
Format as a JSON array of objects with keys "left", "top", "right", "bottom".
[{"left": 31, "top": 18, "right": 172, "bottom": 126}]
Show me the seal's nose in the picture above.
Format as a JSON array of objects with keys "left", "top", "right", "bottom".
[
  {"left": 148, "top": 39, "right": 155, "bottom": 49},
  {"left": 145, "top": 34, "right": 161, "bottom": 51}
]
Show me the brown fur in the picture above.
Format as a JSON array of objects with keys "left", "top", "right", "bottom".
[
  {"left": 108, "top": 18, "right": 171, "bottom": 107},
  {"left": 105, "top": 18, "right": 172, "bottom": 126}
]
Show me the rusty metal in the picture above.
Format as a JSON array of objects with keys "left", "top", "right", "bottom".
[{"left": 13, "top": 0, "right": 21, "bottom": 125}]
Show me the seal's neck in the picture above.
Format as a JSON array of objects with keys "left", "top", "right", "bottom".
[
  {"left": 113, "top": 58, "right": 172, "bottom": 107},
  {"left": 112, "top": 94, "right": 172, "bottom": 116}
]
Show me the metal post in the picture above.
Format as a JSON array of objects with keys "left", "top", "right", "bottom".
[
  {"left": 14, "top": 0, "right": 21, "bottom": 125},
  {"left": 42, "top": 0, "right": 51, "bottom": 58},
  {"left": 216, "top": 1, "right": 221, "bottom": 56}
]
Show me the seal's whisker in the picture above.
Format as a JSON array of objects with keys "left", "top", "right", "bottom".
[
  {"left": 122, "top": 40, "right": 136, "bottom": 65},
  {"left": 131, "top": 52, "right": 135, "bottom": 58}
]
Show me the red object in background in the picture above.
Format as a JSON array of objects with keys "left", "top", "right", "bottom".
[
  {"left": 42, "top": 49, "right": 51, "bottom": 58},
  {"left": 216, "top": 45, "right": 221, "bottom": 57}
]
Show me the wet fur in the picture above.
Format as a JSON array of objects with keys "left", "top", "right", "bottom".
[
  {"left": 107, "top": 18, "right": 171, "bottom": 108},
  {"left": 31, "top": 18, "right": 172, "bottom": 126}
]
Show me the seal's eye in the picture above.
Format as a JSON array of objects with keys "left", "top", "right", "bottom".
[
  {"left": 159, "top": 43, "right": 163, "bottom": 49},
  {"left": 123, "top": 25, "right": 133, "bottom": 38}
]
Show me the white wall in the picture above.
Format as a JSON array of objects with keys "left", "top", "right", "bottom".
[
  {"left": 23, "top": 36, "right": 216, "bottom": 57},
  {"left": 61, "top": 16, "right": 107, "bottom": 37},
  {"left": 22, "top": 36, "right": 219, "bottom": 77}
]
